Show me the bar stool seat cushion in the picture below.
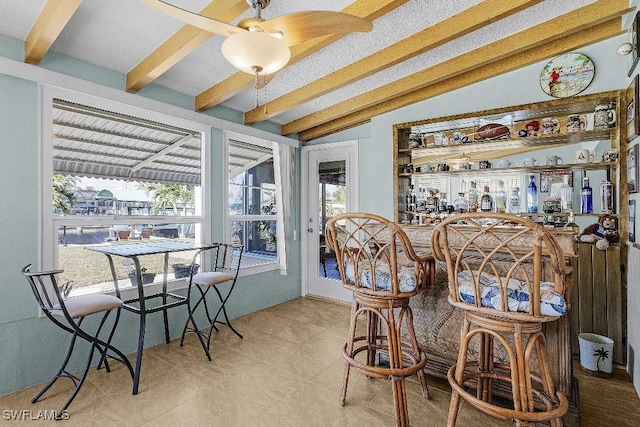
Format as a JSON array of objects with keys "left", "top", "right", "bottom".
[
  {"left": 53, "top": 294, "right": 123, "bottom": 319},
  {"left": 345, "top": 261, "right": 416, "bottom": 292},
  {"left": 192, "top": 271, "right": 235, "bottom": 286},
  {"left": 456, "top": 270, "right": 566, "bottom": 316}
]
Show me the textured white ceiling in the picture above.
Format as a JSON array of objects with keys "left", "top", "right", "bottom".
[{"left": 0, "top": 0, "right": 598, "bottom": 127}]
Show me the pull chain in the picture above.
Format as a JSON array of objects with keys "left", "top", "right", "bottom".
[{"left": 254, "top": 68, "right": 260, "bottom": 108}]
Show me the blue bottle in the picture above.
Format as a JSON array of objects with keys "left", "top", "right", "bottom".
[
  {"left": 581, "top": 176, "right": 593, "bottom": 214},
  {"left": 527, "top": 175, "right": 538, "bottom": 213}
]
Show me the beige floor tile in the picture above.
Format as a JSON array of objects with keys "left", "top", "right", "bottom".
[
  {"left": 96, "top": 369, "right": 213, "bottom": 425},
  {"left": 86, "top": 351, "right": 171, "bottom": 396},
  {"left": 2, "top": 297, "right": 638, "bottom": 427},
  {"left": 310, "top": 359, "right": 389, "bottom": 406},
  {"left": 205, "top": 362, "right": 302, "bottom": 406},
  {"left": 141, "top": 388, "right": 267, "bottom": 427},
  {"left": 243, "top": 381, "right": 363, "bottom": 427}
]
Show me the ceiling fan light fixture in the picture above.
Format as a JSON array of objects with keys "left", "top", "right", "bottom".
[{"left": 221, "top": 31, "right": 290, "bottom": 75}]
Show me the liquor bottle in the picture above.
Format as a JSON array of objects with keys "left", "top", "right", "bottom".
[
  {"left": 580, "top": 176, "right": 593, "bottom": 214},
  {"left": 509, "top": 186, "right": 521, "bottom": 214},
  {"left": 480, "top": 185, "right": 493, "bottom": 212},
  {"left": 453, "top": 192, "right": 468, "bottom": 213},
  {"left": 600, "top": 180, "right": 614, "bottom": 214},
  {"left": 416, "top": 187, "right": 426, "bottom": 212},
  {"left": 527, "top": 175, "right": 538, "bottom": 213},
  {"left": 566, "top": 211, "right": 580, "bottom": 237},
  {"left": 439, "top": 192, "right": 448, "bottom": 212},
  {"left": 560, "top": 175, "right": 573, "bottom": 212},
  {"left": 467, "top": 181, "right": 479, "bottom": 212},
  {"left": 405, "top": 184, "right": 416, "bottom": 212},
  {"left": 495, "top": 180, "right": 507, "bottom": 213}
]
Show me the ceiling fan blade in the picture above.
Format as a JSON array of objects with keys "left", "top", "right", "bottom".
[
  {"left": 140, "top": 0, "right": 245, "bottom": 37},
  {"left": 260, "top": 11, "right": 373, "bottom": 47}
]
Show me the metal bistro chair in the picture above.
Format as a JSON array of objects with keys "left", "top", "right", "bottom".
[
  {"left": 180, "top": 244, "right": 244, "bottom": 361},
  {"left": 21, "top": 265, "right": 134, "bottom": 419},
  {"left": 326, "top": 213, "right": 434, "bottom": 427},
  {"left": 430, "top": 213, "right": 572, "bottom": 426}
]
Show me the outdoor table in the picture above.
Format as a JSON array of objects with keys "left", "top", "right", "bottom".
[{"left": 86, "top": 240, "right": 219, "bottom": 394}]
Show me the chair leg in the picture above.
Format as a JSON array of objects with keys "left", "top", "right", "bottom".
[
  {"left": 532, "top": 333, "right": 565, "bottom": 427},
  {"left": 403, "top": 305, "right": 430, "bottom": 399},
  {"left": 387, "top": 308, "right": 411, "bottom": 427},
  {"left": 211, "top": 285, "right": 243, "bottom": 339},
  {"left": 447, "top": 316, "right": 471, "bottom": 427},
  {"left": 88, "top": 312, "right": 135, "bottom": 389},
  {"left": 56, "top": 340, "right": 99, "bottom": 418},
  {"left": 181, "top": 285, "right": 213, "bottom": 361},
  {"left": 340, "top": 301, "right": 359, "bottom": 406},
  {"left": 32, "top": 330, "right": 80, "bottom": 404},
  {"left": 391, "top": 376, "right": 410, "bottom": 427},
  {"left": 97, "top": 306, "right": 122, "bottom": 372}
]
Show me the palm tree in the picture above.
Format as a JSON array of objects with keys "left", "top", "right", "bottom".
[
  {"left": 138, "top": 183, "right": 195, "bottom": 237},
  {"left": 52, "top": 175, "right": 77, "bottom": 214},
  {"left": 593, "top": 347, "right": 610, "bottom": 372}
]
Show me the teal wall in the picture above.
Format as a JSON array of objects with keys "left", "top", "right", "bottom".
[{"left": 0, "top": 36, "right": 301, "bottom": 396}]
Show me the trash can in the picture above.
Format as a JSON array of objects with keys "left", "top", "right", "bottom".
[{"left": 578, "top": 333, "right": 614, "bottom": 375}]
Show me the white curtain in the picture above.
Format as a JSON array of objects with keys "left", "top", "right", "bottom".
[{"left": 273, "top": 143, "right": 295, "bottom": 275}]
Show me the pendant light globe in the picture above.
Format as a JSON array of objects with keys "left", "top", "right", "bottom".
[{"left": 222, "top": 31, "right": 291, "bottom": 75}]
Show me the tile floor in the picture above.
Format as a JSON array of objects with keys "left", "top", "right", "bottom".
[{"left": 1, "top": 297, "right": 639, "bottom": 426}]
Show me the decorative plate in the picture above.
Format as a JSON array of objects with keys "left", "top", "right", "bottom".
[{"left": 540, "top": 52, "right": 595, "bottom": 98}]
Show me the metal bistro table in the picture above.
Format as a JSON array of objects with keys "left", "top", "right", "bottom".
[{"left": 86, "top": 240, "right": 219, "bottom": 394}]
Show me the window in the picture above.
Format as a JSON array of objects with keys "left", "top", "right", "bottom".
[
  {"left": 44, "top": 91, "right": 210, "bottom": 295},
  {"left": 227, "top": 139, "right": 279, "bottom": 269}
]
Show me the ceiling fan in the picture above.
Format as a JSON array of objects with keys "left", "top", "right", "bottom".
[{"left": 141, "top": 0, "right": 373, "bottom": 85}]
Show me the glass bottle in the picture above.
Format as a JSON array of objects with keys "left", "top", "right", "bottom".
[
  {"left": 467, "top": 181, "right": 479, "bottom": 212},
  {"left": 566, "top": 211, "right": 580, "bottom": 237},
  {"left": 480, "top": 185, "right": 493, "bottom": 212},
  {"left": 454, "top": 192, "right": 468, "bottom": 213},
  {"left": 560, "top": 175, "right": 573, "bottom": 212},
  {"left": 405, "top": 184, "right": 416, "bottom": 212},
  {"left": 509, "top": 186, "right": 521, "bottom": 214},
  {"left": 495, "top": 180, "right": 507, "bottom": 213},
  {"left": 439, "top": 192, "right": 448, "bottom": 212},
  {"left": 580, "top": 176, "right": 593, "bottom": 214},
  {"left": 600, "top": 180, "right": 614, "bottom": 214},
  {"left": 527, "top": 175, "right": 538, "bottom": 213},
  {"left": 416, "top": 187, "right": 426, "bottom": 212}
]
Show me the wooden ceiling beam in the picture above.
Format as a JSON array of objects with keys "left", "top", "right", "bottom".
[
  {"left": 24, "top": 0, "right": 83, "bottom": 65},
  {"left": 287, "top": 0, "right": 630, "bottom": 138},
  {"left": 298, "top": 18, "right": 623, "bottom": 141},
  {"left": 126, "top": 0, "right": 248, "bottom": 93},
  {"left": 244, "top": 0, "right": 542, "bottom": 125},
  {"left": 194, "top": 0, "right": 408, "bottom": 112}
]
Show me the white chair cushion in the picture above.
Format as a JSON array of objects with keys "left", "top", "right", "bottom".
[
  {"left": 457, "top": 270, "right": 566, "bottom": 316},
  {"left": 345, "top": 261, "right": 416, "bottom": 292},
  {"left": 192, "top": 271, "right": 235, "bottom": 286},
  {"left": 53, "top": 294, "right": 123, "bottom": 319}
]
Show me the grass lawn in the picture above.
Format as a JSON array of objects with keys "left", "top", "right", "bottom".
[{"left": 58, "top": 242, "right": 195, "bottom": 289}]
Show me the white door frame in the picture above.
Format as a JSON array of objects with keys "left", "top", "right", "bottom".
[{"left": 301, "top": 140, "right": 358, "bottom": 301}]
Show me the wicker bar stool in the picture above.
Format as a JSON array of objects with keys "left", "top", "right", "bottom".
[
  {"left": 430, "top": 213, "right": 572, "bottom": 426},
  {"left": 326, "top": 213, "right": 434, "bottom": 427}
]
